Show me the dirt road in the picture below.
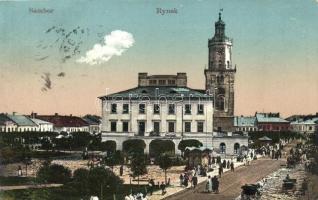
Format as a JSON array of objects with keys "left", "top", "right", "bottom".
[{"left": 165, "top": 158, "right": 285, "bottom": 200}]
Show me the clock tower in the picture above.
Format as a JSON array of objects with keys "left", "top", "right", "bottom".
[{"left": 205, "top": 12, "right": 236, "bottom": 132}]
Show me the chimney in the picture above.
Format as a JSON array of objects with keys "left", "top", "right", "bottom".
[
  {"left": 31, "top": 112, "right": 37, "bottom": 118},
  {"left": 138, "top": 73, "right": 148, "bottom": 87}
]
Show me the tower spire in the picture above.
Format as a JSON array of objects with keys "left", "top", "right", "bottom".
[{"left": 219, "top": 12, "right": 221, "bottom": 20}]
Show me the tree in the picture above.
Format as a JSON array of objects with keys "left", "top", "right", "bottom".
[
  {"left": 178, "top": 140, "right": 203, "bottom": 155},
  {"left": 123, "top": 139, "right": 146, "bottom": 154},
  {"left": 149, "top": 140, "right": 175, "bottom": 158},
  {"left": 72, "top": 168, "right": 90, "bottom": 196},
  {"left": 158, "top": 154, "right": 172, "bottom": 184},
  {"left": 130, "top": 153, "right": 147, "bottom": 185},
  {"left": 101, "top": 140, "right": 116, "bottom": 153},
  {"left": 88, "top": 167, "right": 123, "bottom": 199},
  {"left": 37, "top": 163, "right": 71, "bottom": 184}
]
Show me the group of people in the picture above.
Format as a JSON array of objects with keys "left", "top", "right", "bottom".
[
  {"left": 179, "top": 171, "right": 199, "bottom": 189},
  {"left": 218, "top": 160, "right": 235, "bottom": 177},
  {"left": 124, "top": 193, "right": 148, "bottom": 200},
  {"left": 206, "top": 175, "right": 220, "bottom": 193},
  {"left": 147, "top": 179, "right": 169, "bottom": 196}
]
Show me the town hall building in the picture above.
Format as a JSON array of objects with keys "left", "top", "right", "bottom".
[{"left": 99, "top": 13, "right": 247, "bottom": 155}]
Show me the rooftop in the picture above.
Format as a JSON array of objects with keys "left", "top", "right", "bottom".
[
  {"left": 234, "top": 116, "right": 256, "bottom": 127},
  {"left": 256, "top": 113, "right": 289, "bottom": 123},
  {"left": 99, "top": 86, "right": 210, "bottom": 100},
  {"left": 0, "top": 113, "right": 13, "bottom": 126},
  {"left": 36, "top": 114, "right": 89, "bottom": 128},
  {"left": 7, "top": 114, "right": 37, "bottom": 126},
  {"left": 30, "top": 118, "right": 53, "bottom": 125},
  {"left": 83, "top": 115, "right": 101, "bottom": 125}
]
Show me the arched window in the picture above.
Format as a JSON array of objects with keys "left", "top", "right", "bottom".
[
  {"left": 216, "top": 95, "right": 225, "bottom": 111},
  {"left": 234, "top": 143, "right": 240, "bottom": 154},
  {"left": 216, "top": 75, "right": 224, "bottom": 84},
  {"left": 220, "top": 143, "right": 226, "bottom": 154}
]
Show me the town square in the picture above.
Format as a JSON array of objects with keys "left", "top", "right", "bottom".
[{"left": 0, "top": 0, "right": 318, "bottom": 200}]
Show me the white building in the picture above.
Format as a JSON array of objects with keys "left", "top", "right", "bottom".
[
  {"left": 99, "top": 73, "right": 248, "bottom": 155},
  {"left": 290, "top": 119, "right": 318, "bottom": 135},
  {"left": 6, "top": 113, "right": 38, "bottom": 132},
  {"left": 0, "top": 114, "right": 17, "bottom": 132},
  {"left": 35, "top": 114, "right": 90, "bottom": 133},
  {"left": 30, "top": 118, "right": 54, "bottom": 132}
]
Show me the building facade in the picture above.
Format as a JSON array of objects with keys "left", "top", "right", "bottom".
[
  {"left": 36, "top": 114, "right": 89, "bottom": 133},
  {"left": 30, "top": 118, "right": 54, "bottom": 132},
  {"left": 0, "top": 114, "right": 17, "bottom": 132},
  {"left": 256, "top": 113, "right": 290, "bottom": 132},
  {"left": 290, "top": 119, "right": 317, "bottom": 135},
  {"left": 205, "top": 13, "right": 236, "bottom": 132},
  {"left": 100, "top": 72, "right": 248, "bottom": 155},
  {"left": 234, "top": 116, "right": 258, "bottom": 132}
]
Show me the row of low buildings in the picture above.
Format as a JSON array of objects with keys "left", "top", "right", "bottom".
[
  {"left": 0, "top": 113, "right": 101, "bottom": 134},
  {"left": 234, "top": 112, "right": 318, "bottom": 135}
]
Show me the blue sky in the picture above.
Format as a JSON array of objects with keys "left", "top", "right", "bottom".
[{"left": 0, "top": 0, "right": 317, "bottom": 116}]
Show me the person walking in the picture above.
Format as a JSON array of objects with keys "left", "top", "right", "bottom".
[
  {"left": 230, "top": 161, "right": 234, "bottom": 172},
  {"left": 179, "top": 173, "right": 184, "bottom": 186},
  {"left": 119, "top": 165, "right": 123, "bottom": 176},
  {"left": 215, "top": 177, "right": 220, "bottom": 194},
  {"left": 184, "top": 174, "right": 189, "bottom": 187},
  {"left": 218, "top": 165, "right": 223, "bottom": 178},
  {"left": 226, "top": 160, "right": 230, "bottom": 169},
  {"left": 160, "top": 182, "right": 166, "bottom": 195},
  {"left": 192, "top": 175, "right": 198, "bottom": 190},
  {"left": 206, "top": 176, "right": 212, "bottom": 193},
  {"left": 211, "top": 176, "right": 216, "bottom": 192},
  {"left": 148, "top": 179, "right": 154, "bottom": 195},
  {"left": 222, "top": 160, "right": 226, "bottom": 168}
]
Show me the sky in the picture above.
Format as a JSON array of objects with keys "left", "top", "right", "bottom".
[{"left": 0, "top": 0, "right": 317, "bottom": 117}]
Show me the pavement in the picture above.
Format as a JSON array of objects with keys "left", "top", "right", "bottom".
[
  {"left": 0, "top": 183, "right": 63, "bottom": 191},
  {"left": 149, "top": 158, "right": 285, "bottom": 200}
]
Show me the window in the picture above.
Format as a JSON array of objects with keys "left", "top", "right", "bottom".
[
  {"left": 234, "top": 143, "right": 240, "bottom": 154},
  {"left": 197, "top": 121, "right": 204, "bottom": 132},
  {"left": 149, "top": 80, "right": 157, "bottom": 85},
  {"left": 168, "top": 122, "right": 175, "bottom": 133},
  {"left": 153, "top": 104, "right": 160, "bottom": 114},
  {"left": 220, "top": 143, "right": 226, "bottom": 154},
  {"left": 123, "top": 104, "right": 129, "bottom": 114},
  {"left": 122, "top": 121, "right": 129, "bottom": 132},
  {"left": 217, "top": 76, "right": 224, "bottom": 84},
  {"left": 168, "top": 104, "right": 175, "bottom": 114},
  {"left": 111, "top": 104, "right": 117, "bottom": 113},
  {"left": 110, "top": 121, "right": 117, "bottom": 132},
  {"left": 216, "top": 96, "right": 225, "bottom": 111},
  {"left": 185, "top": 104, "right": 191, "bottom": 114},
  {"left": 139, "top": 104, "right": 146, "bottom": 114},
  {"left": 168, "top": 80, "right": 176, "bottom": 85},
  {"left": 197, "top": 104, "right": 204, "bottom": 114},
  {"left": 153, "top": 121, "right": 160, "bottom": 133},
  {"left": 159, "top": 80, "right": 166, "bottom": 85},
  {"left": 184, "top": 122, "right": 191, "bottom": 132}
]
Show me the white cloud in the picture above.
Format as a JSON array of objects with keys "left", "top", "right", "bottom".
[{"left": 77, "top": 30, "right": 135, "bottom": 65}]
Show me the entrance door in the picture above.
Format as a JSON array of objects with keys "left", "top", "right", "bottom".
[
  {"left": 153, "top": 121, "right": 160, "bottom": 135},
  {"left": 138, "top": 121, "right": 145, "bottom": 136}
]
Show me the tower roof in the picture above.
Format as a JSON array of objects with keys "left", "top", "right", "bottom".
[{"left": 215, "top": 12, "right": 225, "bottom": 25}]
